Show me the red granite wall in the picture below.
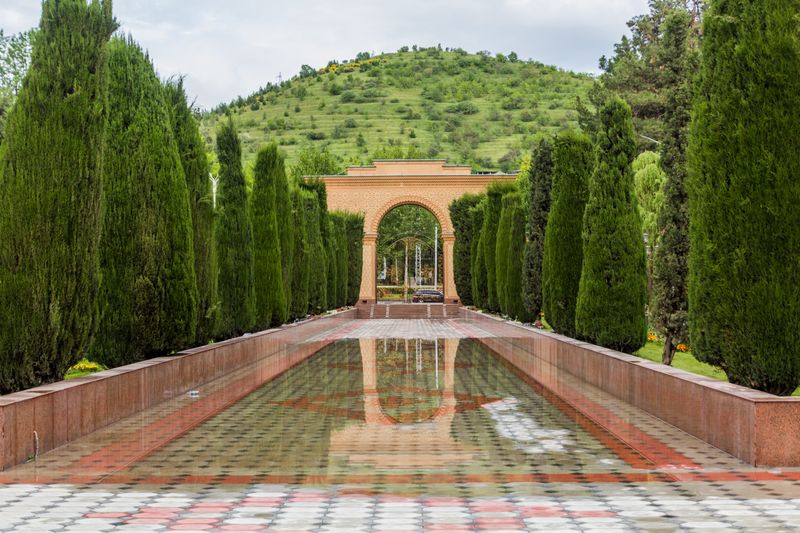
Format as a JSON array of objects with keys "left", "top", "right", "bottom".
[
  {"left": 460, "top": 308, "right": 799, "bottom": 467},
  {"left": 0, "top": 310, "right": 357, "bottom": 471}
]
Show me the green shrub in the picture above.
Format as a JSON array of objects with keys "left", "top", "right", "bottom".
[
  {"left": 91, "top": 37, "right": 197, "bottom": 368},
  {"left": 542, "top": 130, "right": 593, "bottom": 337},
  {"left": 687, "top": 0, "right": 800, "bottom": 394},
  {"left": 575, "top": 97, "right": 647, "bottom": 352},
  {"left": 0, "top": 0, "right": 116, "bottom": 392},
  {"left": 251, "top": 144, "right": 287, "bottom": 329},
  {"left": 216, "top": 117, "right": 256, "bottom": 337}
]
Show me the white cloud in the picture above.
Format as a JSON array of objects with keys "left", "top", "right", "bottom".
[{"left": 1, "top": 0, "right": 648, "bottom": 108}]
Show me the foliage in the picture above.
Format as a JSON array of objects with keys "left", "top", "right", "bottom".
[
  {"left": 344, "top": 213, "right": 365, "bottom": 305},
  {"left": 215, "top": 117, "right": 256, "bottom": 337},
  {"left": 164, "top": 77, "right": 219, "bottom": 343},
  {"left": 575, "top": 97, "right": 647, "bottom": 353},
  {"left": 449, "top": 193, "right": 483, "bottom": 305},
  {"left": 498, "top": 193, "right": 533, "bottom": 322},
  {"left": 303, "top": 190, "right": 328, "bottom": 314},
  {"left": 0, "top": 29, "right": 34, "bottom": 144},
  {"left": 522, "top": 139, "right": 554, "bottom": 317},
  {"left": 633, "top": 150, "right": 666, "bottom": 297},
  {"left": 542, "top": 131, "right": 594, "bottom": 337},
  {"left": 201, "top": 49, "right": 592, "bottom": 170},
  {"left": 0, "top": 0, "right": 116, "bottom": 393},
  {"left": 651, "top": 9, "right": 695, "bottom": 366},
  {"left": 289, "top": 188, "right": 311, "bottom": 319},
  {"left": 91, "top": 37, "right": 198, "bottom": 368},
  {"left": 482, "top": 181, "right": 517, "bottom": 312},
  {"left": 251, "top": 144, "right": 287, "bottom": 329},
  {"left": 469, "top": 203, "right": 487, "bottom": 308},
  {"left": 329, "top": 212, "right": 351, "bottom": 307},
  {"left": 687, "top": 0, "right": 800, "bottom": 395},
  {"left": 372, "top": 143, "right": 426, "bottom": 161},
  {"left": 289, "top": 145, "right": 343, "bottom": 183},
  {"left": 273, "top": 145, "right": 294, "bottom": 323}
]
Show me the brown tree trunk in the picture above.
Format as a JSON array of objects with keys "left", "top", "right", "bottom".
[{"left": 662, "top": 334, "right": 675, "bottom": 366}]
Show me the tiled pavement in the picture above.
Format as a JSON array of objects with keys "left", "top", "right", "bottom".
[{"left": 2, "top": 319, "right": 800, "bottom": 532}]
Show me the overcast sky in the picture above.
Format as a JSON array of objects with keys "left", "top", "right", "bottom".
[{"left": 1, "top": 0, "right": 647, "bottom": 109}]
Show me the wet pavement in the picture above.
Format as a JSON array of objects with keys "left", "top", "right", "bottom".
[{"left": 1, "top": 319, "right": 800, "bottom": 532}]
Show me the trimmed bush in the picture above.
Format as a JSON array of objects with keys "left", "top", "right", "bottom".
[
  {"left": 0, "top": 0, "right": 116, "bottom": 392},
  {"left": 687, "top": 0, "right": 800, "bottom": 394},
  {"left": 575, "top": 97, "right": 647, "bottom": 353},
  {"left": 651, "top": 10, "right": 694, "bottom": 366},
  {"left": 164, "top": 78, "right": 219, "bottom": 343},
  {"left": 449, "top": 193, "right": 483, "bottom": 305},
  {"left": 91, "top": 37, "right": 198, "bottom": 368},
  {"left": 469, "top": 202, "right": 487, "bottom": 308},
  {"left": 522, "top": 139, "right": 554, "bottom": 317},
  {"left": 251, "top": 144, "right": 287, "bottom": 329},
  {"left": 483, "top": 181, "right": 517, "bottom": 312},
  {"left": 542, "top": 130, "right": 593, "bottom": 337},
  {"left": 216, "top": 117, "right": 256, "bottom": 337},
  {"left": 290, "top": 188, "right": 311, "bottom": 319}
]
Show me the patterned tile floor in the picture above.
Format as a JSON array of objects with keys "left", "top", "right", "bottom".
[{"left": 2, "top": 319, "right": 800, "bottom": 532}]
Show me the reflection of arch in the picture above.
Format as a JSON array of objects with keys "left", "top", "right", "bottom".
[
  {"left": 329, "top": 338, "right": 473, "bottom": 469},
  {"left": 314, "top": 160, "right": 517, "bottom": 304},
  {"left": 370, "top": 196, "right": 453, "bottom": 236}
]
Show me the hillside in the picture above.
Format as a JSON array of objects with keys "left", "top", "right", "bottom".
[{"left": 200, "top": 47, "right": 594, "bottom": 173}]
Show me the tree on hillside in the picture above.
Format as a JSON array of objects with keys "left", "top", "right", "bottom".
[
  {"left": 290, "top": 188, "right": 311, "bottom": 318},
  {"left": 688, "top": 0, "right": 800, "bottom": 395},
  {"left": 469, "top": 203, "right": 487, "bottom": 309},
  {"left": 522, "top": 139, "right": 554, "bottom": 318},
  {"left": 164, "top": 77, "right": 219, "bottom": 343},
  {"left": 449, "top": 193, "right": 483, "bottom": 305},
  {"left": 542, "top": 131, "right": 594, "bottom": 337},
  {"left": 290, "top": 145, "right": 343, "bottom": 183},
  {"left": 651, "top": 9, "right": 695, "bottom": 366},
  {"left": 251, "top": 144, "right": 286, "bottom": 329},
  {"left": 0, "top": 0, "right": 116, "bottom": 392},
  {"left": 483, "top": 181, "right": 517, "bottom": 312},
  {"left": 91, "top": 37, "right": 198, "bottom": 368},
  {"left": 633, "top": 151, "right": 666, "bottom": 294},
  {"left": 575, "top": 97, "right": 647, "bottom": 353},
  {"left": 216, "top": 117, "right": 256, "bottom": 337}
]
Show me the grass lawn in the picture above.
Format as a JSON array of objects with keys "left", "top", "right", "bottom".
[{"left": 634, "top": 341, "right": 800, "bottom": 396}]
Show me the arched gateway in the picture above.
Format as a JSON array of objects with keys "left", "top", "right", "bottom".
[{"left": 312, "top": 160, "right": 516, "bottom": 304}]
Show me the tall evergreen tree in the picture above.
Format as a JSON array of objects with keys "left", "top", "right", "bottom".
[
  {"left": 251, "top": 144, "right": 286, "bottom": 329},
  {"left": 542, "top": 131, "right": 594, "bottom": 337},
  {"left": 290, "top": 188, "right": 311, "bottom": 319},
  {"left": 483, "top": 181, "right": 517, "bottom": 312},
  {"left": 215, "top": 117, "right": 256, "bottom": 337},
  {"left": 505, "top": 193, "right": 534, "bottom": 322},
  {"left": 688, "top": 0, "right": 800, "bottom": 394},
  {"left": 575, "top": 97, "right": 647, "bottom": 353},
  {"left": 495, "top": 195, "right": 514, "bottom": 316},
  {"left": 164, "top": 77, "right": 219, "bottom": 343},
  {"left": 274, "top": 151, "right": 294, "bottom": 321},
  {"left": 0, "top": 0, "right": 116, "bottom": 392},
  {"left": 345, "top": 213, "right": 364, "bottom": 305},
  {"left": 522, "top": 139, "right": 554, "bottom": 317},
  {"left": 469, "top": 203, "right": 487, "bottom": 309},
  {"left": 303, "top": 190, "right": 328, "bottom": 314},
  {"left": 326, "top": 218, "right": 340, "bottom": 309},
  {"left": 449, "top": 193, "right": 482, "bottom": 305},
  {"left": 651, "top": 10, "right": 694, "bottom": 366},
  {"left": 91, "top": 37, "right": 197, "bottom": 368}
]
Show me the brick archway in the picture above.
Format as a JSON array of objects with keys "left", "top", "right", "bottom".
[{"left": 313, "top": 160, "right": 516, "bottom": 304}]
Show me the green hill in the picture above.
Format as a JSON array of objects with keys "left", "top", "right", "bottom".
[{"left": 200, "top": 47, "right": 594, "bottom": 173}]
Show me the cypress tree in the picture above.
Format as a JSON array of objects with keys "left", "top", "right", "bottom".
[
  {"left": 469, "top": 203, "right": 487, "bottom": 309},
  {"left": 0, "top": 0, "right": 116, "bottom": 392},
  {"left": 651, "top": 10, "right": 694, "bottom": 366},
  {"left": 448, "top": 193, "right": 482, "bottom": 306},
  {"left": 345, "top": 213, "right": 364, "bottom": 305},
  {"left": 300, "top": 178, "right": 331, "bottom": 310},
  {"left": 330, "top": 212, "right": 351, "bottom": 308},
  {"left": 483, "top": 181, "right": 517, "bottom": 312},
  {"left": 542, "top": 130, "right": 593, "bottom": 337},
  {"left": 164, "top": 77, "right": 219, "bottom": 343},
  {"left": 215, "top": 117, "right": 255, "bottom": 337},
  {"left": 91, "top": 37, "right": 198, "bottom": 368},
  {"left": 290, "top": 188, "right": 310, "bottom": 319},
  {"left": 505, "top": 193, "right": 534, "bottom": 322},
  {"left": 688, "top": 0, "right": 800, "bottom": 394},
  {"left": 522, "top": 139, "right": 554, "bottom": 318},
  {"left": 326, "top": 218, "right": 339, "bottom": 309},
  {"left": 274, "top": 153, "right": 294, "bottom": 321},
  {"left": 304, "top": 190, "right": 328, "bottom": 314},
  {"left": 251, "top": 144, "right": 286, "bottom": 329},
  {"left": 495, "top": 193, "right": 520, "bottom": 317},
  {"left": 575, "top": 97, "right": 647, "bottom": 353}
]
